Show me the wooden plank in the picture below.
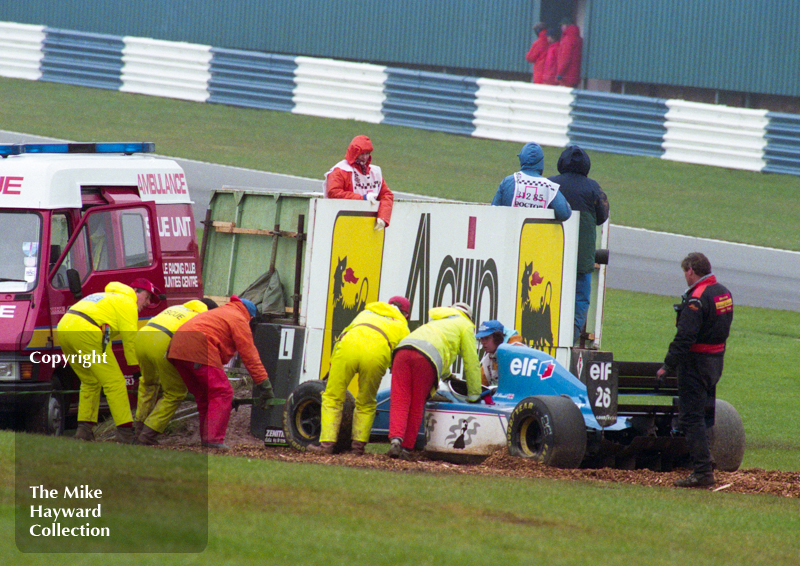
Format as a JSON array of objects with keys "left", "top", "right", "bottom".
[{"left": 213, "top": 221, "right": 299, "bottom": 237}]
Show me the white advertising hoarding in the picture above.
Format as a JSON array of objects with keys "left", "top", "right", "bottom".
[{"left": 300, "top": 198, "right": 579, "bottom": 381}]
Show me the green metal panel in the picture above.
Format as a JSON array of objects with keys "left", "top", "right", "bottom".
[
  {"left": 586, "top": 0, "right": 800, "bottom": 97},
  {"left": 0, "top": 0, "right": 541, "bottom": 75},
  {"left": 202, "top": 189, "right": 313, "bottom": 310},
  {"left": 6, "top": 0, "right": 798, "bottom": 94}
]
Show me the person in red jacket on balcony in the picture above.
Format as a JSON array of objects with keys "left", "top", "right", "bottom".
[
  {"left": 323, "top": 135, "right": 394, "bottom": 230},
  {"left": 542, "top": 27, "right": 561, "bottom": 86},
  {"left": 557, "top": 17, "right": 583, "bottom": 87},
  {"left": 525, "top": 22, "right": 549, "bottom": 84}
]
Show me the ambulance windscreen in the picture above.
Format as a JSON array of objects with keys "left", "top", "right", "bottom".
[{"left": 0, "top": 212, "right": 41, "bottom": 292}]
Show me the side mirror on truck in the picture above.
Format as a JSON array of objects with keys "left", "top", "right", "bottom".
[{"left": 66, "top": 269, "right": 83, "bottom": 300}]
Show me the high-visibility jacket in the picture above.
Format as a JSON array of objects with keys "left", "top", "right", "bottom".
[
  {"left": 394, "top": 306, "right": 481, "bottom": 400},
  {"left": 60, "top": 281, "right": 140, "bottom": 366},
  {"left": 135, "top": 300, "right": 209, "bottom": 432},
  {"left": 141, "top": 299, "right": 208, "bottom": 338},
  {"left": 336, "top": 301, "right": 410, "bottom": 352},
  {"left": 321, "top": 301, "right": 410, "bottom": 443}
]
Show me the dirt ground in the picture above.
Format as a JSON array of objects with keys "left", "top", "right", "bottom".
[{"left": 155, "top": 402, "right": 800, "bottom": 499}]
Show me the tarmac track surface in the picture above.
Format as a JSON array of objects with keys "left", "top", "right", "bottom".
[{"left": 4, "top": 130, "right": 798, "bottom": 311}]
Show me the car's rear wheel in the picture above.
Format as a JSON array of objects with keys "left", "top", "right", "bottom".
[{"left": 709, "top": 399, "right": 745, "bottom": 472}]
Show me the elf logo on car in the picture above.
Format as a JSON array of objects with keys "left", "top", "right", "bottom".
[
  {"left": 0, "top": 305, "right": 15, "bottom": 318},
  {"left": 589, "top": 362, "right": 612, "bottom": 382},
  {"left": 509, "top": 357, "right": 554, "bottom": 379}
]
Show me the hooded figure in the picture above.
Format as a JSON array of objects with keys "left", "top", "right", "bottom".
[
  {"left": 491, "top": 142, "right": 572, "bottom": 221},
  {"left": 323, "top": 135, "right": 394, "bottom": 229},
  {"left": 542, "top": 27, "right": 561, "bottom": 85},
  {"left": 557, "top": 22, "right": 583, "bottom": 87},
  {"left": 549, "top": 146, "right": 609, "bottom": 342},
  {"left": 525, "top": 24, "right": 549, "bottom": 84}
]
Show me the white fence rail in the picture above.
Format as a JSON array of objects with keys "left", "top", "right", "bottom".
[
  {"left": 0, "top": 22, "right": 44, "bottom": 81},
  {"left": 121, "top": 37, "right": 212, "bottom": 103},
  {"left": 292, "top": 57, "right": 386, "bottom": 123},
  {"left": 663, "top": 100, "right": 768, "bottom": 171},
  {"left": 474, "top": 79, "right": 572, "bottom": 148}
]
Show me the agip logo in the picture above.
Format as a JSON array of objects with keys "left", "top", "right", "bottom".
[
  {"left": 515, "top": 220, "right": 565, "bottom": 353},
  {"left": 320, "top": 212, "right": 384, "bottom": 377}
]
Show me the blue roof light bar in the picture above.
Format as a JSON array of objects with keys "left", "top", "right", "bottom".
[
  {"left": 0, "top": 144, "right": 24, "bottom": 157},
  {"left": 0, "top": 142, "right": 155, "bottom": 157}
]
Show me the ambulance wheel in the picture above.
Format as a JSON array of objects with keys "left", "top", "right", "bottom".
[
  {"left": 506, "top": 395, "right": 586, "bottom": 468},
  {"left": 282, "top": 380, "right": 354, "bottom": 454},
  {"left": 709, "top": 399, "right": 746, "bottom": 472},
  {"left": 26, "top": 377, "right": 67, "bottom": 436}
]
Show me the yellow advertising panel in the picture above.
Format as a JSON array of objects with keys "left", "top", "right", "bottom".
[
  {"left": 320, "top": 212, "right": 385, "bottom": 378},
  {"left": 515, "top": 220, "right": 565, "bottom": 354}
]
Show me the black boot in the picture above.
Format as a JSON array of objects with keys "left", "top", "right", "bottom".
[{"left": 674, "top": 472, "right": 714, "bottom": 488}]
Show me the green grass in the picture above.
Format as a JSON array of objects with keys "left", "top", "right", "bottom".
[
  {"left": 2, "top": 77, "right": 799, "bottom": 250},
  {"left": 2, "top": 76, "right": 800, "bottom": 564},
  {"left": 2, "top": 432, "right": 799, "bottom": 566},
  {"left": 602, "top": 289, "right": 800, "bottom": 471}
]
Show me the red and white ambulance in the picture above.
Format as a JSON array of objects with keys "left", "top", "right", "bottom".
[{"left": 0, "top": 142, "right": 202, "bottom": 434}]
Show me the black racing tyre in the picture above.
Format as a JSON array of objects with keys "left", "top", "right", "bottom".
[
  {"left": 506, "top": 395, "right": 586, "bottom": 469},
  {"left": 25, "top": 377, "right": 67, "bottom": 436},
  {"left": 709, "top": 399, "right": 746, "bottom": 472},
  {"left": 282, "top": 380, "right": 354, "bottom": 453}
]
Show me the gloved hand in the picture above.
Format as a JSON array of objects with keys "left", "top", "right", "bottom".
[
  {"left": 374, "top": 218, "right": 386, "bottom": 231},
  {"left": 655, "top": 365, "right": 669, "bottom": 390},
  {"left": 253, "top": 379, "right": 275, "bottom": 410},
  {"left": 364, "top": 193, "right": 379, "bottom": 205}
]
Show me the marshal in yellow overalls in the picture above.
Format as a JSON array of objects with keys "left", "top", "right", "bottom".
[{"left": 133, "top": 300, "right": 209, "bottom": 433}]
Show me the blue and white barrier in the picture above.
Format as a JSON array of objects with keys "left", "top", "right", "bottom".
[
  {"left": 0, "top": 22, "right": 44, "bottom": 80},
  {"left": 2, "top": 21, "right": 799, "bottom": 178}
]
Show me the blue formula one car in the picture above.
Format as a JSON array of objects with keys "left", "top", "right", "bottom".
[
  {"left": 372, "top": 343, "right": 746, "bottom": 470},
  {"left": 283, "top": 343, "right": 746, "bottom": 471}
]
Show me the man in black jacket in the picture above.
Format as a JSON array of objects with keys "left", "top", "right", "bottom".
[
  {"left": 549, "top": 146, "right": 609, "bottom": 344},
  {"left": 657, "top": 253, "right": 734, "bottom": 488}
]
